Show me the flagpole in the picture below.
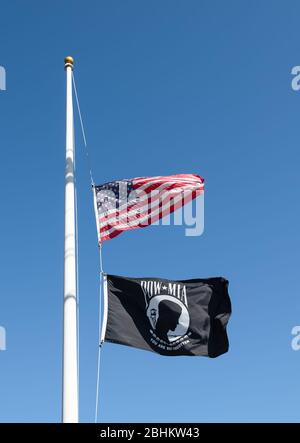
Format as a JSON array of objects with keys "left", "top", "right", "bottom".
[{"left": 62, "top": 56, "right": 79, "bottom": 423}]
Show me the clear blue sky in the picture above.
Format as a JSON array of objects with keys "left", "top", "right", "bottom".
[{"left": 0, "top": 0, "right": 300, "bottom": 423}]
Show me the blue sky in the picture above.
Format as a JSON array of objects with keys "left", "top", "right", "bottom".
[{"left": 1, "top": 0, "right": 300, "bottom": 423}]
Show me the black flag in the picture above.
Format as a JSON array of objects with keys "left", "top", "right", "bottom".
[{"left": 103, "top": 274, "right": 231, "bottom": 357}]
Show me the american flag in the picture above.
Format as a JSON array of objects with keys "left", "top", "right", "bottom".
[{"left": 94, "top": 173, "right": 204, "bottom": 242}]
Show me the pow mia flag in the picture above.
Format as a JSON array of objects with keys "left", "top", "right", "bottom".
[{"left": 103, "top": 275, "right": 231, "bottom": 357}]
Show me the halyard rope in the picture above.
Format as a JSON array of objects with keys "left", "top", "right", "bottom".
[
  {"left": 72, "top": 72, "right": 94, "bottom": 187},
  {"left": 72, "top": 72, "right": 104, "bottom": 423}
]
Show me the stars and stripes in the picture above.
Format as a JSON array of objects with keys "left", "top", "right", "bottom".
[{"left": 94, "top": 173, "right": 204, "bottom": 242}]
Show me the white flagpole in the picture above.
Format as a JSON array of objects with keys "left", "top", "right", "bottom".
[{"left": 62, "top": 56, "right": 79, "bottom": 423}]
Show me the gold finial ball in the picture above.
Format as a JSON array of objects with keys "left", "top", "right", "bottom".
[{"left": 64, "top": 56, "right": 74, "bottom": 66}]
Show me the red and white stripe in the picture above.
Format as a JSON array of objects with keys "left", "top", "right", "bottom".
[{"left": 96, "top": 174, "right": 204, "bottom": 241}]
